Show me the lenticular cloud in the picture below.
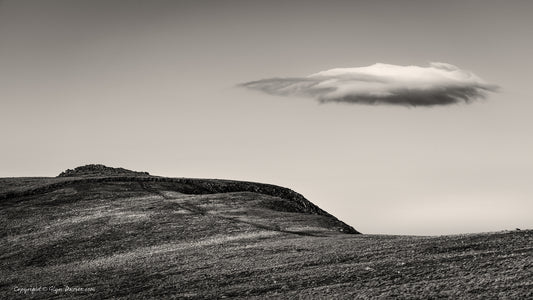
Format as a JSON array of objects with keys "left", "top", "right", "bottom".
[{"left": 241, "top": 63, "right": 498, "bottom": 106}]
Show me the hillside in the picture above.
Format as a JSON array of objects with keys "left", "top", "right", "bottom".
[{"left": 1, "top": 166, "right": 532, "bottom": 299}]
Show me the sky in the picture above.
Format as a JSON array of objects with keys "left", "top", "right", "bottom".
[{"left": 1, "top": 0, "right": 532, "bottom": 235}]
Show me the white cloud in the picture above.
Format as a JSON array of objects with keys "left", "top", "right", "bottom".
[{"left": 241, "top": 62, "right": 498, "bottom": 106}]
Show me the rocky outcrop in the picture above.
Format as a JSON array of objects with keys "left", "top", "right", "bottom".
[{"left": 57, "top": 164, "right": 150, "bottom": 178}]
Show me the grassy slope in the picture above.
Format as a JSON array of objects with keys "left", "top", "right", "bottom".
[{"left": 1, "top": 177, "right": 532, "bottom": 299}]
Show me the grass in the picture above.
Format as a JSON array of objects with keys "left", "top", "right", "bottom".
[{"left": 1, "top": 174, "right": 532, "bottom": 299}]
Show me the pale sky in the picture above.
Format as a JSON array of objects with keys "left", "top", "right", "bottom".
[{"left": 1, "top": 0, "right": 532, "bottom": 235}]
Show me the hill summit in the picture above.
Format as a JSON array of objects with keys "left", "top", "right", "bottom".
[{"left": 57, "top": 164, "right": 150, "bottom": 178}]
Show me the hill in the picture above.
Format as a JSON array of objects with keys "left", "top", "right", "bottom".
[{"left": 1, "top": 165, "right": 532, "bottom": 299}]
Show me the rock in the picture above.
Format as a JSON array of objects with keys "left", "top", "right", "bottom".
[{"left": 57, "top": 164, "right": 150, "bottom": 178}]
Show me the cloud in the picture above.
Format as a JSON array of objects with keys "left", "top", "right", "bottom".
[{"left": 240, "top": 63, "right": 498, "bottom": 106}]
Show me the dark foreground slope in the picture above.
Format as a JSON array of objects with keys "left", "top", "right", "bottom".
[{"left": 1, "top": 166, "right": 532, "bottom": 299}]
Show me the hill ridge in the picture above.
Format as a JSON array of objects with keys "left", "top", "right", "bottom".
[{"left": 0, "top": 165, "right": 359, "bottom": 234}]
